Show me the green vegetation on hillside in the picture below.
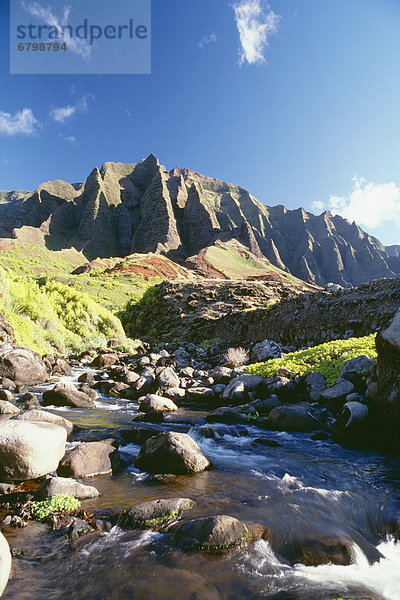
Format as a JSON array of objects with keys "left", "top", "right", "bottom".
[
  {"left": 247, "top": 335, "right": 377, "bottom": 386},
  {"left": 0, "top": 265, "right": 136, "bottom": 355}
]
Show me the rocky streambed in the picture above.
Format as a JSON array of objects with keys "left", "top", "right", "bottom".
[{"left": 0, "top": 330, "right": 400, "bottom": 599}]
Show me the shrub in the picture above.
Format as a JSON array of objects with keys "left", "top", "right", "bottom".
[
  {"left": 31, "top": 494, "right": 81, "bottom": 521},
  {"left": 247, "top": 334, "right": 377, "bottom": 386},
  {"left": 224, "top": 347, "right": 249, "bottom": 368}
]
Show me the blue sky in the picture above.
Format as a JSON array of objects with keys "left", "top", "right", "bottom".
[{"left": 1, "top": 0, "right": 400, "bottom": 245}]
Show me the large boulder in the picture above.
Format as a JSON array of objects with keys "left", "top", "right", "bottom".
[
  {"left": 303, "top": 372, "right": 327, "bottom": 402},
  {"left": 373, "top": 309, "right": 400, "bottom": 422},
  {"left": 320, "top": 379, "right": 354, "bottom": 408},
  {"left": 134, "top": 432, "right": 211, "bottom": 475},
  {"left": 14, "top": 409, "right": 74, "bottom": 435},
  {"left": 0, "top": 420, "right": 66, "bottom": 482},
  {"left": 171, "top": 515, "right": 251, "bottom": 552},
  {"left": 0, "top": 400, "right": 19, "bottom": 415},
  {"left": 221, "top": 375, "right": 265, "bottom": 405},
  {"left": 139, "top": 394, "right": 178, "bottom": 414},
  {"left": 332, "top": 401, "right": 369, "bottom": 446},
  {"left": 0, "top": 532, "right": 11, "bottom": 597},
  {"left": 37, "top": 476, "right": 99, "bottom": 499},
  {"left": 0, "top": 348, "right": 47, "bottom": 384},
  {"left": 251, "top": 340, "right": 282, "bottom": 363},
  {"left": 42, "top": 382, "right": 95, "bottom": 408},
  {"left": 118, "top": 498, "right": 194, "bottom": 530},
  {"left": 156, "top": 367, "right": 180, "bottom": 389},
  {"left": 338, "top": 355, "right": 375, "bottom": 384},
  {"left": 267, "top": 405, "right": 321, "bottom": 432},
  {"left": 58, "top": 441, "right": 117, "bottom": 477}
]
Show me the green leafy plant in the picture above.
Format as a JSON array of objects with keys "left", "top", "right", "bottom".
[
  {"left": 247, "top": 334, "right": 377, "bottom": 386},
  {"left": 31, "top": 494, "right": 81, "bottom": 521}
]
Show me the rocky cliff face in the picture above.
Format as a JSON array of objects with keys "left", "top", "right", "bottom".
[{"left": 0, "top": 154, "right": 398, "bottom": 286}]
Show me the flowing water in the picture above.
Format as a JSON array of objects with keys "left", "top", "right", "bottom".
[{"left": 3, "top": 370, "right": 400, "bottom": 600}]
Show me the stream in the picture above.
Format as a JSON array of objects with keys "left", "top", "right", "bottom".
[{"left": 3, "top": 369, "right": 400, "bottom": 600}]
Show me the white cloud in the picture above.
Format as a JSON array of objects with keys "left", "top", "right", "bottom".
[
  {"left": 50, "top": 94, "right": 93, "bottom": 124},
  {"left": 233, "top": 0, "right": 280, "bottom": 65},
  {"left": 64, "top": 136, "right": 76, "bottom": 144},
  {"left": 22, "top": 1, "right": 91, "bottom": 59},
  {"left": 2, "top": 158, "right": 10, "bottom": 164},
  {"left": 198, "top": 33, "right": 217, "bottom": 49},
  {"left": 50, "top": 105, "right": 76, "bottom": 123},
  {"left": 312, "top": 176, "right": 400, "bottom": 229},
  {"left": 125, "top": 108, "right": 132, "bottom": 118},
  {"left": 0, "top": 108, "right": 39, "bottom": 136}
]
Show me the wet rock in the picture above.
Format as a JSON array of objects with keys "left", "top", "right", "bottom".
[
  {"left": 0, "top": 532, "right": 11, "bottom": 596},
  {"left": 0, "top": 421, "right": 66, "bottom": 481},
  {"left": 205, "top": 406, "right": 247, "bottom": 424},
  {"left": 77, "top": 384, "right": 98, "bottom": 401},
  {"left": 139, "top": 394, "right": 178, "bottom": 414},
  {"left": 171, "top": 515, "right": 251, "bottom": 552},
  {"left": 252, "top": 397, "right": 281, "bottom": 416},
  {"left": 58, "top": 441, "right": 118, "bottom": 477},
  {"left": 267, "top": 405, "right": 321, "bottom": 432},
  {"left": 332, "top": 401, "right": 369, "bottom": 446},
  {"left": 120, "top": 425, "right": 164, "bottom": 445},
  {"left": 118, "top": 498, "right": 194, "bottom": 530},
  {"left": 68, "top": 518, "right": 98, "bottom": 548},
  {"left": 311, "top": 431, "right": 330, "bottom": 441},
  {"left": 37, "top": 476, "right": 99, "bottom": 499},
  {"left": 0, "top": 348, "right": 48, "bottom": 385},
  {"left": 132, "top": 410, "right": 164, "bottom": 423},
  {"left": 14, "top": 409, "right": 74, "bottom": 436},
  {"left": 42, "top": 382, "right": 95, "bottom": 409},
  {"left": 284, "top": 534, "right": 354, "bottom": 566},
  {"left": 0, "top": 400, "right": 19, "bottom": 415},
  {"left": 18, "top": 392, "right": 41, "bottom": 410},
  {"left": 250, "top": 438, "right": 281, "bottom": 448},
  {"left": 77, "top": 371, "right": 96, "bottom": 384},
  {"left": 52, "top": 358, "right": 73, "bottom": 376},
  {"left": 135, "top": 432, "right": 211, "bottom": 475}
]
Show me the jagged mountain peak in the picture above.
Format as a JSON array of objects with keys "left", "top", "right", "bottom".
[{"left": 0, "top": 155, "right": 397, "bottom": 286}]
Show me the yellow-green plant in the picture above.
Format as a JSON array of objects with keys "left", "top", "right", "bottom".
[{"left": 247, "top": 335, "right": 377, "bottom": 386}]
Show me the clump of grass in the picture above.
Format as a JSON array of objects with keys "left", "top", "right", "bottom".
[
  {"left": 224, "top": 347, "right": 249, "bottom": 368},
  {"left": 31, "top": 494, "right": 81, "bottom": 521},
  {"left": 246, "top": 335, "right": 377, "bottom": 386}
]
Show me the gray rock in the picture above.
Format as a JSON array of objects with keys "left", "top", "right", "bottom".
[
  {"left": 251, "top": 340, "right": 282, "bottom": 362},
  {"left": 42, "top": 382, "right": 95, "bottom": 408},
  {"left": 0, "top": 390, "right": 13, "bottom": 402},
  {"left": 118, "top": 497, "right": 194, "bottom": 530},
  {"left": 164, "top": 387, "right": 186, "bottom": 400},
  {"left": 209, "top": 367, "right": 233, "bottom": 384},
  {"left": 320, "top": 380, "right": 354, "bottom": 405},
  {"left": 18, "top": 392, "right": 41, "bottom": 410},
  {"left": 14, "top": 409, "right": 74, "bottom": 435},
  {"left": 0, "top": 400, "right": 19, "bottom": 415},
  {"left": 304, "top": 372, "right": 327, "bottom": 401},
  {"left": 205, "top": 406, "right": 247, "bottom": 424},
  {"left": 172, "top": 515, "right": 251, "bottom": 551},
  {"left": 0, "top": 420, "right": 66, "bottom": 482},
  {"left": 139, "top": 394, "right": 178, "bottom": 413},
  {"left": 0, "top": 532, "right": 11, "bottom": 597},
  {"left": 58, "top": 441, "right": 117, "bottom": 477},
  {"left": 135, "top": 432, "right": 211, "bottom": 475},
  {"left": 186, "top": 387, "right": 215, "bottom": 402},
  {"left": 157, "top": 367, "right": 180, "bottom": 389},
  {"left": 37, "top": 476, "right": 99, "bottom": 499},
  {"left": 332, "top": 401, "right": 369, "bottom": 446},
  {"left": 267, "top": 405, "right": 321, "bottom": 432},
  {"left": 252, "top": 397, "right": 282, "bottom": 416},
  {"left": 0, "top": 348, "right": 48, "bottom": 385},
  {"left": 338, "top": 355, "right": 375, "bottom": 381}
]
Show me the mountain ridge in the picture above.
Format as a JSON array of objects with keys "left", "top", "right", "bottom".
[{"left": 0, "top": 153, "right": 398, "bottom": 287}]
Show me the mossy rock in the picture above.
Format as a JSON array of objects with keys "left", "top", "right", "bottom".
[
  {"left": 118, "top": 498, "right": 194, "bottom": 530},
  {"left": 171, "top": 515, "right": 252, "bottom": 553}
]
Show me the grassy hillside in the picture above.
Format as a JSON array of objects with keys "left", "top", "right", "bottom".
[{"left": 0, "top": 265, "right": 136, "bottom": 355}]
